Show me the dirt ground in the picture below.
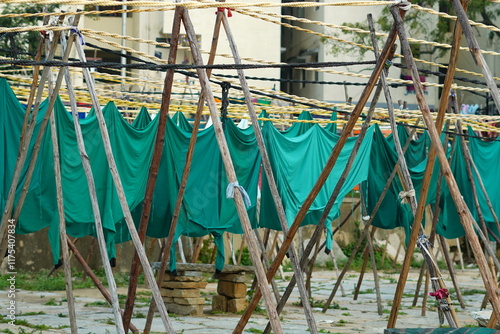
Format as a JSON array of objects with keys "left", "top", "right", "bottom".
[{"left": 0, "top": 268, "right": 491, "bottom": 333}]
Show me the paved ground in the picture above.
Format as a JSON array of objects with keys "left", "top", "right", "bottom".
[{"left": 0, "top": 268, "right": 490, "bottom": 333}]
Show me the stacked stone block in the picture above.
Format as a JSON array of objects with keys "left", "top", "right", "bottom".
[
  {"left": 161, "top": 272, "right": 208, "bottom": 316},
  {"left": 212, "top": 273, "right": 250, "bottom": 313}
]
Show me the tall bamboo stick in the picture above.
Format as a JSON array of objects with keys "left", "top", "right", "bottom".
[
  {"left": 50, "top": 89, "right": 78, "bottom": 334},
  {"left": 66, "top": 237, "right": 140, "bottom": 334},
  {"left": 123, "top": 7, "right": 183, "bottom": 332},
  {"left": 181, "top": 8, "right": 284, "bottom": 334},
  {"left": 390, "top": 5, "right": 500, "bottom": 325},
  {"left": 386, "top": 0, "right": 469, "bottom": 325},
  {"left": 59, "top": 22, "right": 125, "bottom": 333},
  {"left": 220, "top": 11, "right": 318, "bottom": 333},
  {"left": 71, "top": 27, "right": 175, "bottom": 334}
]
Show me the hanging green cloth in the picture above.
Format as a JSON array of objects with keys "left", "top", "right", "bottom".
[
  {"left": 259, "top": 119, "right": 374, "bottom": 252},
  {"left": 132, "top": 106, "right": 152, "bottom": 129}
]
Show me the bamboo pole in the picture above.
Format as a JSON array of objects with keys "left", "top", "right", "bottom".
[
  {"left": 390, "top": 5, "right": 500, "bottom": 325},
  {"left": 450, "top": 0, "right": 500, "bottom": 111},
  {"left": 50, "top": 90, "right": 78, "bottom": 334},
  {"left": 66, "top": 237, "right": 140, "bottom": 334},
  {"left": 370, "top": 9, "right": 459, "bottom": 327},
  {"left": 122, "top": 8, "right": 183, "bottom": 332},
  {"left": 386, "top": 0, "right": 470, "bottom": 325},
  {"left": 220, "top": 11, "right": 317, "bottom": 333},
  {"left": 182, "top": 9, "right": 284, "bottom": 334},
  {"left": 58, "top": 22, "right": 125, "bottom": 333},
  {"left": 142, "top": 10, "right": 223, "bottom": 334},
  {"left": 0, "top": 14, "right": 65, "bottom": 253},
  {"left": 71, "top": 27, "right": 176, "bottom": 334},
  {"left": 19, "top": 14, "right": 50, "bottom": 146},
  {"left": 239, "top": 11, "right": 403, "bottom": 332}
]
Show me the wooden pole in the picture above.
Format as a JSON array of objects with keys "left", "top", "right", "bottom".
[
  {"left": 220, "top": 11, "right": 317, "bottom": 333},
  {"left": 450, "top": 0, "right": 500, "bottom": 111},
  {"left": 142, "top": 10, "right": 223, "bottom": 334},
  {"left": 50, "top": 99, "right": 78, "bottom": 334},
  {"left": 19, "top": 14, "right": 50, "bottom": 146},
  {"left": 182, "top": 9, "right": 284, "bottom": 334},
  {"left": 239, "top": 13, "right": 403, "bottom": 332},
  {"left": 386, "top": 0, "right": 469, "bottom": 325},
  {"left": 0, "top": 14, "right": 66, "bottom": 252},
  {"left": 59, "top": 23, "right": 125, "bottom": 333},
  {"left": 72, "top": 26, "right": 176, "bottom": 334},
  {"left": 122, "top": 7, "right": 183, "bottom": 332},
  {"left": 66, "top": 237, "right": 140, "bottom": 334},
  {"left": 390, "top": 5, "right": 500, "bottom": 325}
]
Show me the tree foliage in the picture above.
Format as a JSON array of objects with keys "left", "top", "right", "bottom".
[
  {"left": 324, "top": 0, "right": 499, "bottom": 59},
  {"left": 0, "top": 4, "right": 59, "bottom": 59}
]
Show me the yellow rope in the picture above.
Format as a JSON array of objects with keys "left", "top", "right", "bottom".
[
  {"left": 412, "top": 4, "right": 500, "bottom": 35},
  {"left": 0, "top": 1, "right": 397, "bottom": 8}
]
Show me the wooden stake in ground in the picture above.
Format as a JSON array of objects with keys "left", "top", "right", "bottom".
[
  {"left": 59, "top": 21, "right": 125, "bottom": 333},
  {"left": 386, "top": 0, "right": 469, "bottom": 326},
  {"left": 219, "top": 11, "right": 318, "bottom": 333},
  {"left": 182, "top": 8, "right": 284, "bottom": 334},
  {"left": 66, "top": 237, "right": 139, "bottom": 334},
  {"left": 390, "top": 5, "right": 500, "bottom": 325},
  {"left": 122, "top": 7, "right": 183, "bottom": 332},
  {"left": 71, "top": 25, "right": 176, "bottom": 334},
  {"left": 49, "top": 81, "right": 78, "bottom": 334}
]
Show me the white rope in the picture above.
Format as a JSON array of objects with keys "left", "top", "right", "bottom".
[
  {"left": 226, "top": 181, "right": 252, "bottom": 207},
  {"left": 398, "top": 189, "right": 415, "bottom": 204},
  {"left": 394, "top": 0, "right": 411, "bottom": 11}
]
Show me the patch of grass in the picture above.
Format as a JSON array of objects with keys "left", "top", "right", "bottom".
[
  {"left": 461, "top": 289, "right": 485, "bottom": 296},
  {"left": 356, "top": 288, "right": 375, "bottom": 295},
  {"left": 58, "top": 313, "right": 67, "bottom": 317},
  {"left": 133, "top": 312, "right": 146, "bottom": 318},
  {"left": 19, "top": 311, "right": 46, "bottom": 316},
  {"left": 44, "top": 298, "right": 60, "bottom": 306},
  {"left": 341, "top": 312, "right": 351, "bottom": 316},
  {"left": 247, "top": 328, "right": 263, "bottom": 333},
  {"left": 0, "top": 329, "right": 15, "bottom": 334},
  {"left": 293, "top": 297, "right": 340, "bottom": 310},
  {"left": 84, "top": 301, "right": 109, "bottom": 307}
]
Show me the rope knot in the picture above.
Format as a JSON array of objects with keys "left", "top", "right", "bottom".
[
  {"left": 430, "top": 288, "right": 449, "bottom": 300},
  {"left": 394, "top": 0, "right": 411, "bottom": 11},
  {"left": 216, "top": 7, "right": 234, "bottom": 17},
  {"left": 226, "top": 181, "right": 251, "bottom": 207},
  {"left": 70, "top": 27, "right": 85, "bottom": 46},
  {"left": 398, "top": 189, "right": 415, "bottom": 204}
]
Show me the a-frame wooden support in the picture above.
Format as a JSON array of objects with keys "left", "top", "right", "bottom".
[{"left": 388, "top": 5, "right": 500, "bottom": 328}]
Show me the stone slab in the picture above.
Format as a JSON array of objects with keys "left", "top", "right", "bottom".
[
  {"left": 161, "top": 281, "right": 208, "bottom": 289},
  {"left": 227, "top": 298, "right": 248, "bottom": 313},
  {"left": 217, "top": 281, "right": 247, "bottom": 298},
  {"left": 166, "top": 303, "right": 204, "bottom": 316},
  {"left": 211, "top": 295, "right": 228, "bottom": 312},
  {"left": 152, "top": 262, "right": 254, "bottom": 274},
  {"left": 174, "top": 297, "right": 206, "bottom": 305},
  {"left": 161, "top": 288, "right": 201, "bottom": 298},
  {"left": 163, "top": 273, "right": 204, "bottom": 282},
  {"left": 162, "top": 296, "right": 174, "bottom": 303},
  {"left": 217, "top": 273, "right": 252, "bottom": 283}
]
